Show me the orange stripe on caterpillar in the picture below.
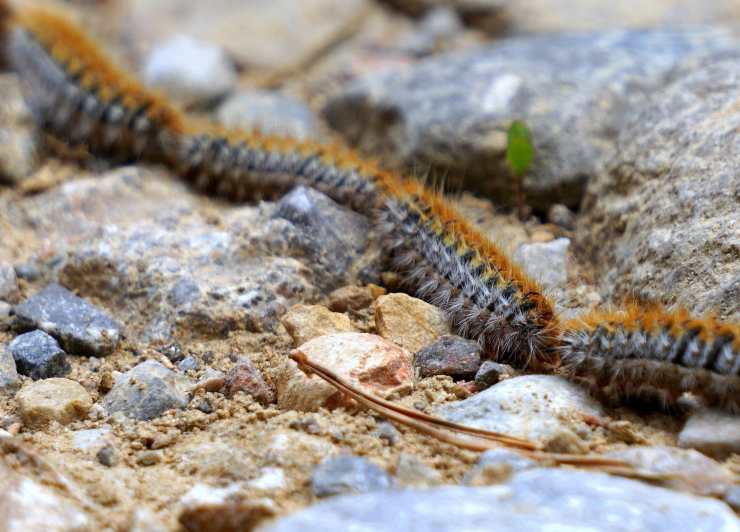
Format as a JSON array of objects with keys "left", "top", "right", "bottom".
[
  {"left": 378, "top": 178, "right": 559, "bottom": 368},
  {"left": 7, "top": 6, "right": 184, "bottom": 160},
  {"left": 559, "top": 305, "right": 740, "bottom": 411}
]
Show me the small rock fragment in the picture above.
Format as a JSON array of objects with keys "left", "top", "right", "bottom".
[
  {"left": 281, "top": 304, "right": 353, "bottom": 347},
  {"left": 97, "top": 444, "right": 119, "bottom": 467},
  {"left": 217, "top": 90, "right": 321, "bottom": 140},
  {"left": 178, "top": 483, "right": 277, "bottom": 532},
  {"left": 9, "top": 330, "right": 70, "bottom": 380},
  {"left": 177, "top": 356, "right": 200, "bottom": 372},
  {"left": 310, "top": 455, "right": 395, "bottom": 498},
  {"left": 678, "top": 409, "right": 740, "bottom": 458},
  {"left": 463, "top": 449, "right": 537, "bottom": 486},
  {"left": 0, "top": 347, "right": 20, "bottom": 393},
  {"left": 13, "top": 283, "right": 123, "bottom": 356},
  {"left": 328, "top": 285, "right": 386, "bottom": 313},
  {"left": 224, "top": 357, "right": 275, "bottom": 405},
  {"left": 0, "top": 262, "right": 19, "bottom": 302},
  {"left": 436, "top": 375, "right": 603, "bottom": 447},
  {"left": 606, "top": 445, "right": 734, "bottom": 497},
  {"left": 395, "top": 453, "right": 442, "bottom": 487},
  {"left": 414, "top": 335, "right": 481, "bottom": 379},
  {"left": 373, "top": 421, "right": 400, "bottom": 446},
  {"left": 0, "top": 75, "right": 40, "bottom": 183},
  {"left": 248, "top": 467, "right": 288, "bottom": 491},
  {"left": 137, "top": 450, "right": 162, "bottom": 466},
  {"left": 0, "top": 301, "right": 11, "bottom": 318},
  {"left": 103, "top": 360, "right": 191, "bottom": 420},
  {"left": 265, "top": 430, "right": 338, "bottom": 468},
  {"left": 72, "top": 427, "right": 111, "bottom": 451},
  {"left": 374, "top": 293, "right": 450, "bottom": 353},
  {"left": 513, "top": 238, "right": 570, "bottom": 290},
  {"left": 474, "top": 361, "right": 515, "bottom": 391},
  {"left": 277, "top": 333, "right": 413, "bottom": 411},
  {"left": 725, "top": 485, "right": 740, "bottom": 511},
  {"left": 197, "top": 368, "right": 226, "bottom": 393},
  {"left": 547, "top": 204, "right": 576, "bottom": 229},
  {"left": 16, "top": 378, "right": 93, "bottom": 427},
  {"left": 143, "top": 36, "right": 237, "bottom": 105}
]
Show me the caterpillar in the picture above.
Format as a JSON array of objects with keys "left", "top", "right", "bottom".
[
  {"left": 2, "top": 3, "right": 738, "bottom": 411},
  {"left": 560, "top": 306, "right": 740, "bottom": 412}
]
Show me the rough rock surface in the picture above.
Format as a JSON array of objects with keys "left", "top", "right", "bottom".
[
  {"left": 0, "top": 262, "right": 19, "bottom": 302},
  {"left": 310, "top": 455, "right": 395, "bottom": 498},
  {"left": 0, "top": 347, "right": 20, "bottom": 392},
  {"left": 463, "top": 448, "right": 537, "bottom": 486},
  {"left": 142, "top": 35, "right": 237, "bottom": 105},
  {"left": 280, "top": 304, "right": 354, "bottom": 347},
  {"left": 473, "top": 361, "right": 515, "bottom": 391},
  {"left": 413, "top": 335, "right": 481, "bottom": 379},
  {"left": 436, "top": 375, "right": 603, "bottom": 449},
  {"left": 9, "top": 330, "right": 70, "bottom": 380},
  {"left": 324, "top": 29, "right": 738, "bottom": 209},
  {"left": 267, "top": 469, "right": 739, "bottom": 531},
  {"left": 103, "top": 360, "right": 192, "bottom": 420},
  {"left": 0, "top": 74, "right": 39, "bottom": 183},
  {"left": 16, "top": 378, "right": 93, "bottom": 427},
  {"left": 678, "top": 409, "right": 740, "bottom": 458},
  {"left": 512, "top": 238, "right": 570, "bottom": 291},
  {"left": 276, "top": 333, "right": 413, "bottom": 411},
  {"left": 177, "top": 484, "right": 277, "bottom": 532},
  {"left": 579, "top": 60, "right": 739, "bottom": 317},
  {"left": 13, "top": 283, "right": 123, "bottom": 356},
  {"left": 217, "top": 90, "right": 322, "bottom": 140},
  {"left": 224, "top": 357, "right": 276, "bottom": 405},
  {"left": 374, "top": 293, "right": 450, "bottom": 353}
]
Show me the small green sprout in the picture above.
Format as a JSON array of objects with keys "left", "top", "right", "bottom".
[{"left": 505, "top": 120, "right": 534, "bottom": 219}]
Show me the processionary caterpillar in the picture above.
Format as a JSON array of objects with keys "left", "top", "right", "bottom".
[{"left": 3, "top": 3, "right": 738, "bottom": 412}]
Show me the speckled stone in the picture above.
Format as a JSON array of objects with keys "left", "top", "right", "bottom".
[
  {"left": 16, "top": 378, "right": 93, "bottom": 427},
  {"left": 13, "top": 283, "right": 122, "bottom": 356},
  {"left": 414, "top": 335, "right": 482, "bottom": 379},
  {"left": 9, "top": 330, "right": 70, "bottom": 380},
  {"left": 324, "top": 29, "right": 738, "bottom": 210},
  {"left": 310, "top": 455, "right": 395, "bottom": 498},
  {"left": 103, "top": 360, "right": 192, "bottom": 420}
]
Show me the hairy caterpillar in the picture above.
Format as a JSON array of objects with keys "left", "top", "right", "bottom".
[
  {"left": 560, "top": 306, "right": 740, "bottom": 412},
  {"left": 3, "top": 3, "right": 738, "bottom": 411}
]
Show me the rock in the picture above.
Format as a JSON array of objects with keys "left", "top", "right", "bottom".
[
  {"left": 374, "top": 293, "right": 450, "bottom": 353},
  {"left": 324, "top": 29, "right": 737, "bottom": 210},
  {"left": 547, "top": 204, "right": 576, "bottom": 230},
  {"left": 13, "top": 283, "right": 123, "bottom": 356},
  {"left": 125, "top": 0, "right": 369, "bottom": 70},
  {"left": 273, "top": 186, "right": 371, "bottom": 291},
  {"left": 16, "top": 378, "right": 93, "bottom": 427},
  {"left": 72, "top": 427, "right": 112, "bottom": 451},
  {"left": 436, "top": 375, "right": 603, "bottom": 449},
  {"left": 0, "top": 74, "right": 39, "bottom": 183},
  {"left": 276, "top": 333, "right": 413, "bottom": 411},
  {"left": 394, "top": 453, "right": 442, "bottom": 487},
  {"left": 217, "top": 90, "right": 321, "bottom": 140},
  {"left": 0, "top": 262, "right": 18, "bottom": 302},
  {"left": 725, "top": 485, "right": 740, "bottom": 511},
  {"left": 0, "top": 347, "right": 20, "bottom": 393},
  {"left": 196, "top": 369, "right": 226, "bottom": 393},
  {"left": 178, "top": 440, "right": 255, "bottom": 479},
  {"left": 474, "top": 360, "right": 515, "bottom": 391},
  {"left": 178, "top": 484, "right": 277, "bottom": 532},
  {"left": 373, "top": 421, "right": 401, "bottom": 446},
  {"left": 97, "top": 444, "right": 119, "bottom": 467},
  {"left": 281, "top": 304, "right": 354, "bottom": 347},
  {"left": 579, "top": 60, "right": 740, "bottom": 317},
  {"left": 177, "top": 356, "right": 200, "bottom": 372},
  {"left": 266, "top": 469, "right": 738, "bottom": 532},
  {"left": 414, "top": 335, "right": 481, "bottom": 379},
  {"left": 0, "top": 301, "right": 11, "bottom": 318},
  {"left": 2, "top": 170, "right": 375, "bottom": 342},
  {"left": 9, "top": 330, "right": 70, "bottom": 380},
  {"left": 463, "top": 448, "right": 537, "bottom": 486},
  {"left": 265, "top": 430, "right": 338, "bottom": 468},
  {"left": 247, "top": 467, "right": 288, "bottom": 491},
  {"left": 678, "top": 409, "right": 740, "bottom": 458},
  {"left": 142, "top": 36, "right": 237, "bottom": 105},
  {"left": 224, "top": 358, "right": 276, "bottom": 405},
  {"left": 310, "top": 455, "right": 395, "bottom": 498},
  {"left": 328, "top": 284, "right": 385, "bottom": 312},
  {"left": 103, "top": 360, "right": 191, "bottom": 420},
  {"left": 512, "top": 238, "right": 570, "bottom": 290},
  {"left": 0, "top": 462, "right": 89, "bottom": 530},
  {"left": 606, "top": 445, "right": 735, "bottom": 498}
]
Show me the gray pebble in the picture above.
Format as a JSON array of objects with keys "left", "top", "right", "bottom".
[
  {"left": 474, "top": 361, "right": 514, "bottom": 391},
  {"left": 414, "top": 335, "right": 482, "bottom": 379},
  {"left": 310, "top": 455, "right": 395, "bottom": 498},
  {"left": 13, "top": 283, "right": 123, "bottom": 356},
  {"left": 9, "top": 330, "right": 70, "bottom": 380},
  {"left": 513, "top": 238, "right": 570, "bottom": 291},
  {"left": 177, "top": 356, "right": 200, "bottom": 372},
  {"left": 463, "top": 448, "right": 537, "bottom": 485},
  {"left": 0, "top": 263, "right": 18, "bottom": 301},
  {"left": 373, "top": 421, "right": 400, "bottom": 446},
  {"left": 103, "top": 360, "right": 191, "bottom": 420},
  {"left": 96, "top": 444, "right": 119, "bottom": 467},
  {"left": 13, "top": 263, "right": 40, "bottom": 282},
  {"left": 0, "top": 347, "right": 20, "bottom": 393}
]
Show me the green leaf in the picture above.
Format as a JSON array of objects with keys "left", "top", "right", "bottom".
[{"left": 506, "top": 120, "right": 535, "bottom": 177}]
